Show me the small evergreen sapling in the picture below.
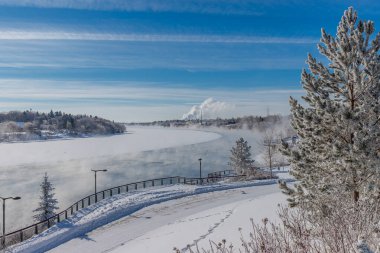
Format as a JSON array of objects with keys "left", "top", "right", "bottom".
[
  {"left": 33, "top": 173, "right": 59, "bottom": 222},
  {"left": 229, "top": 137, "right": 254, "bottom": 176}
]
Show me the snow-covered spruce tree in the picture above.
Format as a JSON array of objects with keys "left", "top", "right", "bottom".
[
  {"left": 33, "top": 173, "right": 59, "bottom": 222},
  {"left": 281, "top": 7, "right": 380, "bottom": 212},
  {"left": 229, "top": 137, "right": 254, "bottom": 175}
]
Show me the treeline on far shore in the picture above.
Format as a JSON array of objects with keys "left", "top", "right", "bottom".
[
  {"left": 127, "top": 114, "right": 294, "bottom": 134},
  {"left": 0, "top": 110, "right": 126, "bottom": 142}
]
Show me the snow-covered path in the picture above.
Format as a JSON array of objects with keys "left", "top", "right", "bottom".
[{"left": 47, "top": 183, "right": 285, "bottom": 253}]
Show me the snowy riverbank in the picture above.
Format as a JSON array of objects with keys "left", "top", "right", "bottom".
[{"left": 10, "top": 174, "right": 293, "bottom": 253}]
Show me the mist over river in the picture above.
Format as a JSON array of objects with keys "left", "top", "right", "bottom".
[{"left": 0, "top": 127, "right": 263, "bottom": 231}]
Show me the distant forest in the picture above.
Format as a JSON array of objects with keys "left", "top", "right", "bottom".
[
  {"left": 128, "top": 114, "right": 294, "bottom": 134},
  {"left": 0, "top": 110, "right": 126, "bottom": 142}
]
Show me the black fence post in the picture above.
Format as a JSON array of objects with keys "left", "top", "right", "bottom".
[
  {"left": 126, "top": 185, "right": 129, "bottom": 192},
  {"left": 65, "top": 210, "right": 68, "bottom": 219},
  {"left": 47, "top": 219, "right": 51, "bottom": 228},
  {"left": 57, "top": 214, "right": 60, "bottom": 223},
  {"left": 88, "top": 196, "right": 91, "bottom": 206},
  {"left": 143, "top": 181, "right": 146, "bottom": 188},
  {"left": 34, "top": 225, "right": 38, "bottom": 235},
  {"left": 118, "top": 187, "right": 121, "bottom": 194},
  {"left": 152, "top": 180, "right": 154, "bottom": 187},
  {"left": 20, "top": 231, "right": 23, "bottom": 242},
  {"left": 170, "top": 178, "right": 173, "bottom": 184},
  {"left": 82, "top": 199, "right": 84, "bottom": 208},
  {"left": 135, "top": 184, "right": 137, "bottom": 190},
  {"left": 110, "top": 189, "right": 113, "bottom": 197}
]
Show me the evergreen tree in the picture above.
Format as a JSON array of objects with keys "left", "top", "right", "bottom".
[
  {"left": 229, "top": 137, "right": 254, "bottom": 175},
  {"left": 33, "top": 173, "right": 59, "bottom": 222},
  {"left": 281, "top": 7, "right": 380, "bottom": 211}
]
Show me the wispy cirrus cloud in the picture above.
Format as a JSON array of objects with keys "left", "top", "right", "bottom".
[
  {"left": 0, "top": 30, "right": 318, "bottom": 44},
  {"left": 0, "top": 0, "right": 266, "bottom": 15}
]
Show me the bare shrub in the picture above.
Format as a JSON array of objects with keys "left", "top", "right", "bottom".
[{"left": 181, "top": 198, "right": 380, "bottom": 253}]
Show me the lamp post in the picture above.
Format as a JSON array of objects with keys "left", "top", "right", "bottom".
[
  {"left": 91, "top": 169, "right": 107, "bottom": 203},
  {"left": 0, "top": 196, "right": 21, "bottom": 248},
  {"left": 198, "top": 158, "right": 202, "bottom": 184}
]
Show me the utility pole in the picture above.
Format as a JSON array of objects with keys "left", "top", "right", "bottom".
[
  {"left": 200, "top": 109, "right": 203, "bottom": 126},
  {"left": 198, "top": 158, "right": 202, "bottom": 184},
  {"left": 263, "top": 140, "right": 276, "bottom": 178}
]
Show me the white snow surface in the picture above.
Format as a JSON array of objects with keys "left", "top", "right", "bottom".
[{"left": 11, "top": 176, "right": 293, "bottom": 253}]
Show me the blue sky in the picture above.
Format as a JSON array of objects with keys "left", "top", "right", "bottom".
[{"left": 0, "top": 0, "right": 378, "bottom": 122}]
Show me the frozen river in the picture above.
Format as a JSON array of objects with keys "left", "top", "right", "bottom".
[{"left": 0, "top": 127, "right": 262, "bottom": 232}]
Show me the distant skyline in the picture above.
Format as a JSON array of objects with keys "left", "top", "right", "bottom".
[{"left": 0, "top": 1, "right": 378, "bottom": 122}]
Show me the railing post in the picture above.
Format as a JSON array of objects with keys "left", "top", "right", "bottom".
[
  {"left": 170, "top": 178, "right": 173, "bottom": 184},
  {"left": 118, "top": 187, "right": 121, "bottom": 194},
  {"left": 71, "top": 206, "right": 73, "bottom": 215},
  {"left": 152, "top": 180, "right": 154, "bottom": 187},
  {"left": 110, "top": 189, "right": 113, "bottom": 196},
  {"left": 82, "top": 199, "right": 84, "bottom": 208},
  {"left": 161, "top": 179, "right": 163, "bottom": 185},
  {"left": 48, "top": 219, "right": 51, "bottom": 228},
  {"left": 57, "top": 214, "right": 60, "bottom": 223},
  {"left": 65, "top": 210, "right": 68, "bottom": 219},
  {"left": 126, "top": 185, "right": 129, "bottom": 192},
  {"left": 103, "top": 191, "right": 105, "bottom": 199},
  {"left": 76, "top": 203, "right": 79, "bottom": 211},
  {"left": 20, "top": 231, "right": 23, "bottom": 242},
  {"left": 143, "top": 181, "right": 146, "bottom": 188},
  {"left": 34, "top": 224, "right": 38, "bottom": 235},
  {"left": 135, "top": 184, "right": 137, "bottom": 190},
  {"left": 88, "top": 196, "right": 91, "bottom": 206}
]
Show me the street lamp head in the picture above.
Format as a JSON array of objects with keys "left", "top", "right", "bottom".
[
  {"left": 198, "top": 158, "right": 202, "bottom": 161},
  {"left": 91, "top": 169, "right": 108, "bottom": 172},
  {"left": 12, "top": 197, "right": 21, "bottom": 200}
]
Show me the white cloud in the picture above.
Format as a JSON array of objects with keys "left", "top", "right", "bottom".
[
  {"left": 0, "top": 30, "right": 318, "bottom": 44},
  {"left": 182, "top": 97, "right": 236, "bottom": 120},
  {"left": 0, "top": 0, "right": 266, "bottom": 15},
  {"left": 0, "top": 79, "right": 304, "bottom": 122}
]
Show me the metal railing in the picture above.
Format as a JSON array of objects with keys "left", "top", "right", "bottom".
[
  {"left": 207, "top": 169, "right": 236, "bottom": 178},
  {"left": 2, "top": 171, "right": 236, "bottom": 248}
]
